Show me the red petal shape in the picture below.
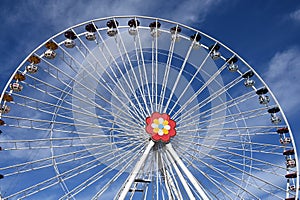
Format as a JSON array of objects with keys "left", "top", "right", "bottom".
[
  {"left": 152, "top": 112, "right": 161, "bottom": 119},
  {"left": 146, "top": 125, "right": 154, "bottom": 135},
  {"left": 161, "top": 134, "right": 170, "bottom": 142},
  {"left": 146, "top": 117, "right": 152, "bottom": 125},
  {"left": 168, "top": 129, "right": 176, "bottom": 137},
  {"left": 161, "top": 113, "right": 170, "bottom": 120},
  {"left": 152, "top": 134, "right": 161, "bottom": 141},
  {"left": 168, "top": 119, "right": 176, "bottom": 128}
]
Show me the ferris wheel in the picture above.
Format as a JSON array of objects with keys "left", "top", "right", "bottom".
[{"left": 0, "top": 15, "right": 298, "bottom": 200}]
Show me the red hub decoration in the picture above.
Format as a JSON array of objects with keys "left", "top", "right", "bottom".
[{"left": 145, "top": 112, "right": 176, "bottom": 142}]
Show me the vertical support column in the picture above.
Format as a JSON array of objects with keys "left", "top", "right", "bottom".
[
  {"left": 164, "top": 168, "right": 183, "bottom": 200},
  {"left": 165, "top": 150, "right": 195, "bottom": 200},
  {"left": 117, "top": 140, "right": 155, "bottom": 200},
  {"left": 166, "top": 143, "right": 210, "bottom": 200}
]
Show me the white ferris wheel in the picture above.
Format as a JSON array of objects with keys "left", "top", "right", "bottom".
[{"left": 0, "top": 16, "right": 299, "bottom": 200}]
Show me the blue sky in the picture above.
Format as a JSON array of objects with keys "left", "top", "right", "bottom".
[{"left": 0, "top": 0, "right": 300, "bottom": 198}]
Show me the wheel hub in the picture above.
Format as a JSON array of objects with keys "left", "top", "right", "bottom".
[{"left": 145, "top": 112, "right": 176, "bottom": 142}]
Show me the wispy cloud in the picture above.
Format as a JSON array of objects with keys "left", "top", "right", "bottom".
[
  {"left": 158, "top": 0, "right": 225, "bottom": 24},
  {"left": 290, "top": 8, "right": 300, "bottom": 21},
  {"left": 264, "top": 47, "right": 300, "bottom": 114},
  {"left": 1, "top": 0, "right": 226, "bottom": 31}
]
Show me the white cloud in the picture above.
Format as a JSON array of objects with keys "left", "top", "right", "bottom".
[
  {"left": 290, "top": 8, "right": 300, "bottom": 21},
  {"left": 264, "top": 47, "right": 300, "bottom": 114},
  {"left": 5, "top": 0, "right": 225, "bottom": 29},
  {"left": 160, "top": 0, "right": 224, "bottom": 24}
]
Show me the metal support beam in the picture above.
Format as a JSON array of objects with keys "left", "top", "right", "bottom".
[
  {"left": 165, "top": 150, "right": 194, "bottom": 200},
  {"left": 166, "top": 143, "right": 210, "bottom": 200},
  {"left": 117, "top": 140, "right": 155, "bottom": 200}
]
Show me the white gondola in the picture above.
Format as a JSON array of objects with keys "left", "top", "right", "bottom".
[
  {"left": 0, "top": 105, "right": 10, "bottom": 114},
  {"left": 44, "top": 49, "right": 56, "bottom": 59},
  {"left": 289, "top": 185, "right": 295, "bottom": 191},
  {"left": 228, "top": 63, "right": 238, "bottom": 72},
  {"left": 64, "top": 30, "right": 77, "bottom": 47},
  {"left": 268, "top": 107, "right": 281, "bottom": 124},
  {"left": 171, "top": 33, "right": 180, "bottom": 42},
  {"left": 287, "top": 159, "right": 296, "bottom": 168},
  {"left": 107, "top": 28, "right": 118, "bottom": 37},
  {"left": 243, "top": 71, "right": 255, "bottom": 87},
  {"left": 106, "top": 19, "right": 118, "bottom": 37},
  {"left": 128, "top": 27, "right": 138, "bottom": 36},
  {"left": 9, "top": 82, "right": 23, "bottom": 92},
  {"left": 244, "top": 79, "right": 255, "bottom": 87},
  {"left": 192, "top": 42, "right": 200, "bottom": 49},
  {"left": 170, "top": 26, "right": 181, "bottom": 42},
  {"left": 85, "top": 23, "right": 97, "bottom": 41},
  {"left": 149, "top": 22, "right": 161, "bottom": 38},
  {"left": 26, "top": 64, "right": 38, "bottom": 74},
  {"left": 128, "top": 19, "right": 140, "bottom": 36},
  {"left": 85, "top": 32, "right": 96, "bottom": 41},
  {"left": 150, "top": 28, "right": 161, "bottom": 38},
  {"left": 227, "top": 57, "right": 238, "bottom": 72},
  {"left": 190, "top": 34, "right": 201, "bottom": 49},
  {"left": 280, "top": 137, "right": 292, "bottom": 144},
  {"left": 259, "top": 95, "right": 270, "bottom": 104},
  {"left": 64, "top": 38, "right": 76, "bottom": 48},
  {"left": 209, "top": 44, "right": 221, "bottom": 60},
  {"left": 271, "top": 115, "right": 281, "bottom": 124},
  {"left": 210, "top": 50, "right": 221, "bottom": 60},
  {"left": 190, "top": 33, "right": 201, "bottom": 50}
]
